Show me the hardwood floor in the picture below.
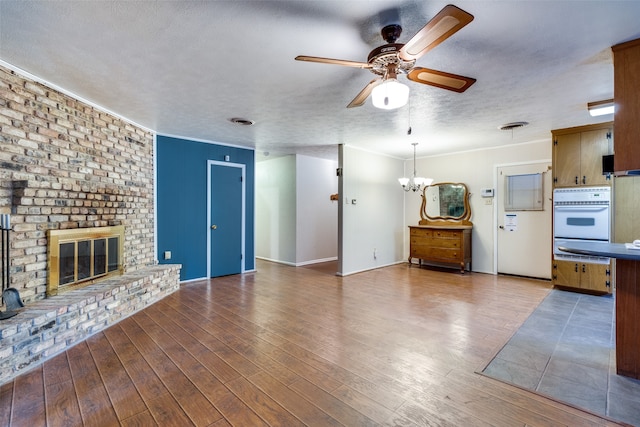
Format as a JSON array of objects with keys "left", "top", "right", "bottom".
[{"left": 0, "top": 260, "right": 628, "bottom": 426}]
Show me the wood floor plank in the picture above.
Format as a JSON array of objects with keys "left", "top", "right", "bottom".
[
  {"left": 209, "top": 418, "right": 233, "bottom": 427},
  {"left": 102, "top": 324, "right": 170, "bottom": 403},
  {"left": 289, "top": 377, "right": 381, "bottom": 426},
  {"left": 0, "top": 381, "right": 12, "bottom": 426},
  {"left": 225, "top": 376, "right": 305, "bottom": 426},
  {"left": 144, "top": 303, "right": 242, "bottom": 384},
  {"left": 67, "top": 341, "right": 120, "bottom": 426},
  {"left": 10, "top": 367, "right": 46, "bottom": 426},
  {"left": 330, "top": 384, "right": 397, "bottom": 424},
  {"left": 86, "top": 332, "right": 148, "bottom": 421},
  {"left": 248, "top": 371, "right": 343, "bottom": 426},
  {"left": 133, "top": 311, "right": 229, "bottom": 415},
  {"left": 154, "top": 299, "right": 299, "bottom": 385},
  {"left": 42, "top": 351, "right": 73, "bottom": 386},
  {"left": 174, "top": 290, "right": 347, "bottom": 393},
  {"left": 123, "top": 313, "right": 223, "bottom": 426},
  {"left": 213, "top": 392, "right": 271, "bottom": 427},
  {"left": 119, "top": 410, "right": 158, "bottom": 427},
  {"left": 145, "top": 392, "right": 195, "bottom": 427},
  {"left": 44, "top": 379, "right": 83, "bottom": 427}
]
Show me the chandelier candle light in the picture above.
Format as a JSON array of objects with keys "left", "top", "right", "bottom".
[{"left": 399, "top": 142, "right": 433, "bottom": 192}]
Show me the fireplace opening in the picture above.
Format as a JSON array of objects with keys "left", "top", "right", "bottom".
[{"left": 47, "top": 225, "right": 124, "bottom": 296}]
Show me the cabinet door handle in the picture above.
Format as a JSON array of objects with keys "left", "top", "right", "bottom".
[
  {"left": 575, "top": 176, "right": 579, "bottom": 185},
  {"left": 575, "top": 264, "right": 579, "bottom": 272},
  {"left": 582, "top": 264, "right": 586, "bottom": 273},
  {"left": 582, "top": 176, "right": 586, "bottom": 184}
]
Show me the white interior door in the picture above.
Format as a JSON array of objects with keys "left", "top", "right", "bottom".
[{"left": 496, "top": 162, "right": 552, "bottom": 279}]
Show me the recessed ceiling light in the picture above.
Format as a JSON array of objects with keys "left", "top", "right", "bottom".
[
  {"left": 228, "top": 117, "right": 255, "bottom": 126},
  {"left": 498, "top": 121, "right": 529, "bottom": 131}
]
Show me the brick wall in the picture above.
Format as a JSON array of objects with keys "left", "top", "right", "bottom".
[{"left": 0, "top": 64, "right": 156, "bottom": 302}]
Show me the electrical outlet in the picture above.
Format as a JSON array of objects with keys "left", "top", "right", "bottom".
[
  {"left": 485, "top": 198, "right": 493, "bottom": 205},
  {"left": 164, "top": 250, "right": 172, "bottom": 260}
]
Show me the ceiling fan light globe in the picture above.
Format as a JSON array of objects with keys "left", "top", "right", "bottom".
[{"left": 371, "top": 80, "right": 409, "bottom": 110}]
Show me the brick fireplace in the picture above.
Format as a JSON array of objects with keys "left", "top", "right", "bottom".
[
  {"left": 0, "top": 64, "right": 181, "bottom": 383},
  {"left": 0, "top": 64, "right": 156, "bottom": 303}
]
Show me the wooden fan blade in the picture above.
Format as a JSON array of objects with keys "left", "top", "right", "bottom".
[
  {"left": 295, "top": 55, "right": 372, "bottom": 69},
  {"left": 407, "top": 67, "right": 476, "bottom": 93},
  {"left": 398, "top": 5, "right": 474, "bottom": 61},
  {"left": 347, "top": 79, "right": 382, "bottom": 108}
]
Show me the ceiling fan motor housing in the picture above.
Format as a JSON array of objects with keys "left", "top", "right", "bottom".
[{"left": 367, "top": 43, "right": 415, "bottom": 76}]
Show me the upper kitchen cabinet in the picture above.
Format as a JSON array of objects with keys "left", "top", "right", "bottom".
[
  {"left": 552, "top": 123, "right": 613, "bottom": 188},
  {"left": 613, "top": 38, "right": 640, "bottom": 173}
]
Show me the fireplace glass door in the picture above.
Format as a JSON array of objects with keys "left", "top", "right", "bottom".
[
  {"left": 57, "top": 237, "right": 120, "bottom": 287},
  {"left": 47, "top": 225, "right": 124, "bottom": 295}
]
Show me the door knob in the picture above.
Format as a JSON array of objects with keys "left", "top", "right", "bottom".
[
  {"left": 499, "top": 225, "right": 504, "bottom": 229},
  {"left": 211, "top": 225, "right": 217, "bottom": 230}
]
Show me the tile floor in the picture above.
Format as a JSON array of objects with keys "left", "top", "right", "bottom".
[{"left": 482, "top": 290, "right": 640, "bottom": 426}]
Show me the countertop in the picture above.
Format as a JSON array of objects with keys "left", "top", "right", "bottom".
[{"left": 558, "top": 241, "right": 640, "bottom": 261}]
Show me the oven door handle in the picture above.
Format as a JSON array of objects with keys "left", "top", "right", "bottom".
[{"left": 554, "top": 206, "right": 609, "bottom": 211}]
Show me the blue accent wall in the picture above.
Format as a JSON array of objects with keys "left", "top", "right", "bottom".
[{"left": 156, "top": 135, "right": 255, "bottom": 280}]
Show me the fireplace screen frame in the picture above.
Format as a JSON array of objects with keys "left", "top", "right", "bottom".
[{"left": 47, "top": 225, "right": 124, "bottom": 296}]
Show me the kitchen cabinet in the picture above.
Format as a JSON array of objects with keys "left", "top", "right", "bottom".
[
  {"left": 409, "top": 225, "right": 472, "bottom": 273},
  {"left": 552, "top": 260, "right": 611, "bottom": 293},
  {"left": 552, "top": 123, "right": 613, "bottom": 188},
  {"left": 613, "top": 38, "right": 640, "bottom": 172}
]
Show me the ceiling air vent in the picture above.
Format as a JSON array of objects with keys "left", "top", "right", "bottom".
[
  {"left": 499, "top": 121, "right": 529, "bottom": 131},
  {"left": 228, "top": 117, "right": 255, "bottom": 126}
]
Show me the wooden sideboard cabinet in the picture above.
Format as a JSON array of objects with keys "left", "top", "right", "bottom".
[{"left": 409, "top": 225, "right": 472, "bottom": 273}]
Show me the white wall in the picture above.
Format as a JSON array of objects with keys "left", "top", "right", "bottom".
[
  {"left": 339, "top": 145, "right": 405, "bottom": 275},
  {"left": 404, "top": 139, "right": 552, "bottom": 273},
  {"left": 295, "top": 154, "right": 338, "bottom": 264},
  {"left": 256, "top": 154, "right": 338, "bottom": 266},
  {"left": 256, "top": 155, "right": 296, "bottom": 264}
]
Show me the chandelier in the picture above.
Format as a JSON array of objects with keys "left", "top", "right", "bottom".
[{"left": 399, "top": 143, "right": 433, "bottom": 192}]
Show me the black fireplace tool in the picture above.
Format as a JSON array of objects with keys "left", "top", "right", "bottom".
[{"left": 1, "top": 214, "right": 21, "bottom": 320}]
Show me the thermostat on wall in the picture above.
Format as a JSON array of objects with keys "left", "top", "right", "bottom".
[{"left": 481, "top": 188, "right": 494, "bottom": 198}]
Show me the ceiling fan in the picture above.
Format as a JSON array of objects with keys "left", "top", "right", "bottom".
[{"left": 295, "top": 4, "right": 476, "bottom": 109}]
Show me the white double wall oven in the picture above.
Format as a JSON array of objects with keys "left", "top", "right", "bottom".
[{"left": 553, "top": 186, "right": 611, "bottom": 264}]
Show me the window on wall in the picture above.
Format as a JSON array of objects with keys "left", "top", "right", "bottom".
[{"left": 504, "top": 173, "right": 544, "bottom": 211}]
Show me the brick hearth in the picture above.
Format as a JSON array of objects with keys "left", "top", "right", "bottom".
[{"left": 0, "top": 264, "right": 180, "bottom": 384}]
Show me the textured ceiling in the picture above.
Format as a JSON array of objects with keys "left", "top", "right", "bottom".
[{"left": 1, "top": 1, "right": 640, "bottom": 161}]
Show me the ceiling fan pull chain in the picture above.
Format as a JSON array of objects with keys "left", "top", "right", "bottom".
[{"left": 407, "top": 97, "right": 412, "bottom": 135}]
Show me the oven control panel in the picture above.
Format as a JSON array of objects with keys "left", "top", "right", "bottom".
[{"left": 553, "top": 186, "right": 610, "bottom": 204}]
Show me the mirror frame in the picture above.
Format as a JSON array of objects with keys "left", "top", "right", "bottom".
[{"left": 419, "top": 182, "right": 472, "bottom": 226}]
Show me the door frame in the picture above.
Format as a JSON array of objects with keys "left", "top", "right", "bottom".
[
  {"left": 492, "top": 159, "right": 552, "bottom": 275},
  {"left": 206, "top": 160, "right": 246, "bottom": 277}
]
